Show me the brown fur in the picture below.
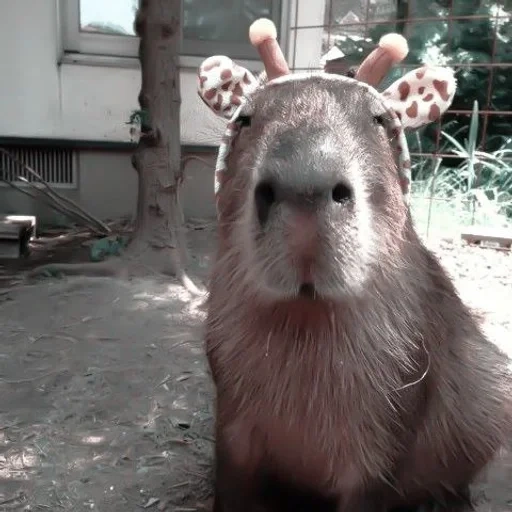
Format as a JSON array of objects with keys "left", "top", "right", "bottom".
[{"left": 205, "top": 77, "right": 511, "bottom": 512}]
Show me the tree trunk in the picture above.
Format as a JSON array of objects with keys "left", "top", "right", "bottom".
[{"left": 127, "top": 0, "right": 186, "bottom": 275}]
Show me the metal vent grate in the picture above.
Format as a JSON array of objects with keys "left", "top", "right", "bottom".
[{"left": 0, "top": 146, "right": 78, "bottom": 189}]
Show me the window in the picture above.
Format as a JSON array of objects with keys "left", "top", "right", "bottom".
[{"left": 61, "top": 0, "right": 285, "bottom": 60}]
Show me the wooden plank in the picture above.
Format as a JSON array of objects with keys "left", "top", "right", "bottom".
[
  {"left": 0, "top": 222, "right": 24, "bottom": 240},
  {"left": 0, "top": 216, "right": 34, "bottom": 258},
  {"left": 0, "top": 239, "right": 23, "bottom": 259},
  {"left": 0, "top": 214, "right": 37, "bottom": 238},
  {"left": 461, "top": 227, "right": 512, "bottom": 249}
]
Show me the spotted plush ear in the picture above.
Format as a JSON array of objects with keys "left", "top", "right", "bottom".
[
  {"left": 382, "top": 66, "right": 457, "bottom": 130},
  {"left": 197, "top": 56, "right": 258, "bottom": 119}
]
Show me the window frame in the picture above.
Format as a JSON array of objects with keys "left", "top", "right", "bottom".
[{"left": 60, "top": 0, "right": 288, "bottom": 62}]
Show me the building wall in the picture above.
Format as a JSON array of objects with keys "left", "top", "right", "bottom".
[
  {"left": 0, "top": 0, "right": 325, "bottom": 225},
  {"left": 0, "top": 149, "right": 218, "bottom": 225}
]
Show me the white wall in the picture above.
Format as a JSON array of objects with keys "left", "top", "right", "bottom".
[
  {"left": 0, "top": 149, "right": 218, "bottom": 225},
  {"left": 287, "top": 0, "right": 327, "bottom": 71},
  {"left": 0, "top": 0, "right": 227, "bottom": 145}
]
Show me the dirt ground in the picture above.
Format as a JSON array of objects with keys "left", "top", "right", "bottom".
[{"left": 0, "top": 222, "right": 511, "bottom": 511}]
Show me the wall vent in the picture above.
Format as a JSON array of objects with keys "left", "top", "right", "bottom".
[{"left": 0, "top": 146, "right": 78, "bottom": 189}]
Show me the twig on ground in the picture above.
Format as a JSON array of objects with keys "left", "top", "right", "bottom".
[
  {"left": 0, "top": 176, "right": 87, "bottom": 228},
  {"left": 31, "top": 229, "right": 96, "bottom": 248},
  {"left": 169, "top": 481, "right": 191, "bottom": 489},
  {"left": 17, "top": 176, "right": 109, "bottom": 235},
  {"left": 0, "top": 491, "right": 26, "bottom": 506},
  {"left": 0, "top": 368, "right": 68, "bottom": 385},
  {"left": 183, "top": 469, "right": 209, "bottom": 480}
]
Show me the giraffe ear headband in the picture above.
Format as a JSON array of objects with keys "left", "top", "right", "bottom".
[{"left": 197, "top": 18, "right": 457, "bottom": 204}]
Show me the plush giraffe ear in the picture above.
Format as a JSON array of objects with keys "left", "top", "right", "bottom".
[
  {"left": 382, "top": 66, "right": 457, "bottom": 130},
  {"left": 197, "top": 56, "right": 258, "bottom": 120}
]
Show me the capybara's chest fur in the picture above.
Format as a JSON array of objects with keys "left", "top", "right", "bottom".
[
  {"left": 205, "top": 248, "right": 510, "bottom": 508},
  {"left": 209, "top": 324, "right": 413, "bottom": 494}
]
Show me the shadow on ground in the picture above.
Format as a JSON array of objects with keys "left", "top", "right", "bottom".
[
  {"left": 0, "top": 274, "right": 214, "bottom": 511},
  {"left": 0, "top": 223, "right": 218, "bottom": 511}
]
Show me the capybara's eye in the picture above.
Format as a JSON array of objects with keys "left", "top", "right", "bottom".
[
  {"left": 236, "top": 115, "right": 252, "bottom": 127},
  {"left": 373, "top": 115, "right": 385, "bottom": 127},
  {"left": 332, "top": 183, "right": 352, "bottom": 204}
]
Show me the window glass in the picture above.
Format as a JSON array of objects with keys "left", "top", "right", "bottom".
[
  {"left": 183, "top": 0, "right": 275, "bottom": 42},
  {"left": 79, "top": 0, "right": 279, "bottom": 43},
  {"left": 80, "top": 0, "right": 138, "bottom": 36}
]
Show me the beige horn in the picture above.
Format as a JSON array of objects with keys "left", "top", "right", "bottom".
[
  {"left": 249, "top": 18, "right": 290, "bottom": 81},
  {"left": 355, "top": 33, "right": 409, "bottom": 87}
]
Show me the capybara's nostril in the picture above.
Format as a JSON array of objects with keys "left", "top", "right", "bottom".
[
  {"left": 254, "top": 181, "right": 276, "bottom": 226},
  {"left": 331, "top": 182, "right": 352, "bottom": 204}
]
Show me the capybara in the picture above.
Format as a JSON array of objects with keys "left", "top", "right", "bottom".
[{"left": 197, "top": 18, "right": 511, "bottom": 512}]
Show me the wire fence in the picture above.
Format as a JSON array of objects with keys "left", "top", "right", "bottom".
[{"left": 289, "top": 0, "right": 512, "bottom": 241}]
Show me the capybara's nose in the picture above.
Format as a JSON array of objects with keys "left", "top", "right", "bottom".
[
  {"left": 254, "top": 177, "right": 353, "bottom": 228},
  {"left": 285, "top": 210, "right": 319, "bottom": 282},
  {"left": 286, "top": 210, "right": 317, "bottom": 252}
]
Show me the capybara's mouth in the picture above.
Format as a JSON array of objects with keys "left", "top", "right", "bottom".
[{"left": 298, "top": 282, "right": 316, "bottom": 299}]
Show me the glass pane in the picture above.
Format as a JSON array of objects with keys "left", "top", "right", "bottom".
[
  {"left": 405, "top": 0, "right": 455, "bottom": 19},
  {"left": 79, "top": 0, "right": 280, "bottom": 42},
  {"left": 324, "top": 0, "right": 398, "bottom": 27},
  {"left": 295, "top": 27, "right": 327, "bottom": 70},
  {"left": 80, "top": 0, "right": 138, "bottom": 36},
  {"left": 183, "top": 0, "right": 276, "bottom": 43},
  {"left": 325, "top": 22, "right": 398, "bottom": 65}
]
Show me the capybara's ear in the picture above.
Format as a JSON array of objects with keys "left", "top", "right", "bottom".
[
  {"left": 382, "top": 66, "right": 457, "bottom": 130},
  {"left": 197, "top": 56, "right": 258, "bottom": 120}
]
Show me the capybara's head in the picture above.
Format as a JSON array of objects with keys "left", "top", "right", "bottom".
[
  {"left": 211, "top": 77, "right": 408, "bottom": 301},
  {"left": 198, "top": 19, "right": 456, "bottom": 302}
]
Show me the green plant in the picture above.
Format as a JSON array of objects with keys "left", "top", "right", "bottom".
[
  {"left": 364, "top": 1, "right": 512, "bottom": 155},
  {"left": 126, "top": 108, "right": 150, "bottom": 129},
  {"left": 411, "top": 101, "right": 512, "bottom": 235}
]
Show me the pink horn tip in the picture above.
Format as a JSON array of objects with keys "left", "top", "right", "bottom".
[
  {"left": 249, "top": 18, "right": 290, "bottom": 81},
  {"left": 355, "top": 33, "right": 409, "bottom": 87}
]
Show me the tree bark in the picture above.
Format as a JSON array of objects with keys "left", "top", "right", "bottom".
[{"left": 127, "top": 0, "right": 186, "bottom": 275}]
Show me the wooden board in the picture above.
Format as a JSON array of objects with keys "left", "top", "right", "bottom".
[
  {"left": 0, "top": 214, "right": 36, "bottom": 238},
  {"left": 0, "top": 214, "right": 36, "bottom": 258},
  {"left": 0, "top": 222, "right": 24, "bottom": 239},
  {"left": 461, "top": 227, "right": 512, "bottom": 249}
]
